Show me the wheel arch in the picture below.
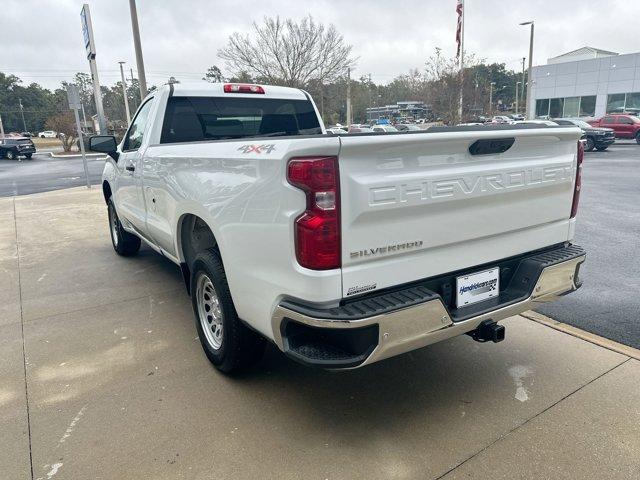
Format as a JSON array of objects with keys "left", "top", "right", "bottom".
[
  {"left": 176, "top": 213, "right": 219, "bottom": 294},
  {"left": 102, "top": 181, "right": 113, "bottom": 204}
]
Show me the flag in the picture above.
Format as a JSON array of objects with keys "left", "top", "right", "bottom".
[{"left": 456, "top": 0, "right": 463, "bottom": 58}]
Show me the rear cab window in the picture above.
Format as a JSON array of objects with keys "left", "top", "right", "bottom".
[{"left": 160, "top": 96, "right": 322, "bottom": 144}]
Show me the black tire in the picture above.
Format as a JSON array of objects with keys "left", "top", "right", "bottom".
[
  {"left": 585, "top": 137, "right": 595, "bottom": 152},
  {"left": 190, "top": 248, "right": 265, "bottom": 373},
  {"left": 24, "top": 154, "right": 33, "bottom": 159},
  {"left": 636, "top": 133, "right": 640, "bottom": 145},
  {"left": 5, "top": 150, "right": 16, "bottom": 160},
  {"left": 107, "top": 198, "right": 141, "bottom": 256},
  {"left": 595, "top": 145, "right": 608, "bottom": 151}
]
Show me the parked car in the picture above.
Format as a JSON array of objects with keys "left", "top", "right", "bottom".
[
  {"left": 38, "top": 130, "right": 57, "bottom": 138},
  {"left": 0, "top": 137, "right": 36, "bottom": 159},
  {"left": 588, "top": 114, "right": 640, "bottom": 143},
  {"left": 93, "top": 82, "right": 586, "bottom": 373},
  {"left": 326, "top": 127, "right": 348, "bottom": 135},
  {"left": 395, "top": 124, "right": 422, "bottom": 132},
  {"left": 491, "top": 115, "right": 513, "bottom": 124},
  {"left": 514, "top": 120, "right": 559, "bottom": 126},
  {"left": 554, "top": 118, "right": 615, "bottom": 151},
  {"left": 347, "top": 126, "right": 373, "bottom": 133},
  {"left": 371, "top": 125, "right": 398, "bottom": 133},
  {"left": 21, "top": 131, "right": 33, "bottom": 137}
]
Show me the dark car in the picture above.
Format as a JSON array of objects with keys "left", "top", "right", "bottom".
[
  {"left": 0, "top": 137, "right": 36, "bottom": 159},
  {"left": 554, "top": 118, "right": 616, "bottom": 151}
]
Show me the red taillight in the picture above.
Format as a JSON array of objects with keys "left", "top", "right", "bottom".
[
  {"left": 287, "top": 156, "right": 340, "bottom": 270},
  {"left": 571, "top": 140, "right": 584, "bottom": 218},
  {"left": 223, "top": 83, "right": 265, "bottom": 94}
]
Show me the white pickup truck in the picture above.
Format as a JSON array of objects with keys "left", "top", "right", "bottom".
[{"left": 92, "top": 82, "right": 586, "bottom": 373}]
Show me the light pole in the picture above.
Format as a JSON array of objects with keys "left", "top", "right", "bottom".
[
  {"left": 129, "top": 0, "right": 148, "bottom": 99},
  {"left": 118, "top": 61, "right": 132, "bottom": 124},
  {"left": 520, "top": 21, "right": 534, "bottom": 119},
  {"left": 489, "top": 82, "right": 496, "bottom": 116},
  {"left": 521, "top": 57, "right": 526, "bottom": 107},
  {"left": 515, "top": 81, "right": 521, "bottom": 114},
  {"left": 18, "top": 99, "right": 27, "bottom": 131}
]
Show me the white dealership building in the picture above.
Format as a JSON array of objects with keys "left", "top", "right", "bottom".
[{"left": 528, "top": 47, "right": 640, "bottom": 119}]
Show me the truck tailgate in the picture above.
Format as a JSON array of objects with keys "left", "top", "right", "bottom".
[{"left": 338, "top": 127, "right": 581, "bottom": 298}]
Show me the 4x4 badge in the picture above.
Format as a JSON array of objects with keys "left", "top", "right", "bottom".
[{"left": 238, "top": 144, "right": 276, "bottom": 154}]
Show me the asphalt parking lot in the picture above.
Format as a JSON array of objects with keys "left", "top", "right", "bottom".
[
  {"left": 536, "top": 143, "right": 640, "bottom": 348},
  {"left": 1, "top": 187, "right": 639, "bottom": 479},
  {"left": 0, "top": 153, "right": 104, "bottom": 197}
]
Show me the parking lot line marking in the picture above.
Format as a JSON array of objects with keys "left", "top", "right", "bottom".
[{"left": 521, "top": 310, "right": 640, "bottom": 361}]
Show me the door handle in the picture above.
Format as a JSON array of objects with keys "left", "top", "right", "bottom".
[{"left": 125, "top": 164, "right": 135, "bottom": 172}]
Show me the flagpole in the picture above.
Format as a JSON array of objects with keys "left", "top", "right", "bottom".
[{"left": 458, "top": 0, "right": 464, "bottom": 122}]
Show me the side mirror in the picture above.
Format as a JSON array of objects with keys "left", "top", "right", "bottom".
[{"left": 89, "top": 135, "right": 119, "bottom": 161}]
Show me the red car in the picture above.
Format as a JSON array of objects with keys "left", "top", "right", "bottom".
[{"left": 588, "top": 114, "right": 640, "bottom": 143}]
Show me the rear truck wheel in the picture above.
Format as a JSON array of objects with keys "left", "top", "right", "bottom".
[
  {"left": 585, "top": 137, "right": 595, "bottom": 152},
  {"left": 107, "top": 198, "right": 141, "bottom": 256},
  {"left": 5, "top": 150, "right": 15, "bottom": 160},
  {"left": 595, "top": 145, "right": 608, "bottom": 151},
  {"left": 24, "top": 153, "right": 33, "bottom": 159},
  {"left": 190, "top": 248, "right": 265, "bottom": 373},
  {"left": 636, "top": 133, "right": 640, "bottom": 145}
]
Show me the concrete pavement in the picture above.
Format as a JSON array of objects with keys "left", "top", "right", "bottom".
[{"left": 1, "top": 187, "right": 639, "bottom": 480}]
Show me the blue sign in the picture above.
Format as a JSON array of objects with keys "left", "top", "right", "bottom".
[{"left": 80, "top": 4, "right": 95, "bottom": 58}]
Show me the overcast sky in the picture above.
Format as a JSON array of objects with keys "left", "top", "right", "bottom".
[{"left": 3, "top": 0, "right": 639, "bottom": 90}]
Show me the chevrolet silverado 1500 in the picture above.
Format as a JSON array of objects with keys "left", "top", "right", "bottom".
[{"left": 92, "top": 82, "right": 586, "bottom": 373}]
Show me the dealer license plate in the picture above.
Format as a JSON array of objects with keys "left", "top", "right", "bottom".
[{"left": 456, "top": 267, "right": 500, "bottom": 308}]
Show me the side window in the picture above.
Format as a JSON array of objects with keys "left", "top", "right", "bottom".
[
  {"left": 619, "top": 117, "right": 633, "bottom": 125},
  {"left": 123, "top": 98, "right": 155, "bottom": 151},
  {"left": 603, "top": 116, "right": 615, "bottom": 124}
]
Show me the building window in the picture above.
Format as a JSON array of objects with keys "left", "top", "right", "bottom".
[
  {"left": 563, "top": 97, "right": 580, "bottom": 117},
  {"left": 549, "top": 98, "right": 564, "bottom": 118},
  {"left": 625, "top": 92, "right": 640, "bottom": 112},
  {"left": 536, "top": 99, "right": 550, "bottom": 117},
  {"left": 606, "top": 93, "right": 626, "bottom": 113},
  {"left": 579, "top": 96, "right": 596, "bottom": 117}
]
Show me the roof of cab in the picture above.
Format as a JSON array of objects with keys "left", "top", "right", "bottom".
[{"left": 168, "top": 82, "right": 308, "bottom": 100}]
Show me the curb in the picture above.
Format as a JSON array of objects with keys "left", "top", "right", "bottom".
[
  {"left": 522, "top": 310, "right": 640, "bottom": 361},
  {"left": 47, "top": 151, "right": 106, "bottom": 159}
]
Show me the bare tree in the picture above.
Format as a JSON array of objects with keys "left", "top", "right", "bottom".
[
  {"left": 45, "top": 112, "right": 77, "bottom": 152},
  {"left": 218, "top": 15, "right": 356, "bottom": 88}
]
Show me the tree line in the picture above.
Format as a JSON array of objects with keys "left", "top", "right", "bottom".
[{"left": 0, "top": 15, "right": 526, "bottom": 137}]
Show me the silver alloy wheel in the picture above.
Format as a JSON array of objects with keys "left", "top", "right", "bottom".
[
  {"left": 6, "top": 150, "right": 15, "bottom": 159},
  {"left": 196, "top": 272, "right": 223, "bottom": 350},
  {"left": 109, "top": 205, "right": 119, "bottom": 247}
]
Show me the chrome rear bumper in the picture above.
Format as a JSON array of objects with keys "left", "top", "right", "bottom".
[{"left": 271, "top": 245, "right": 585, "bottom": 369}]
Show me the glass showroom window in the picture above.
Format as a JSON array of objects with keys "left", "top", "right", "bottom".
[
  {"left": 625, "top": 92, "right": 640, "bottom": 111},
  {"left": 579, "top": 96, "right": 596, "bottom": 117},
  {"left": 536, "top": 99, "right": 550, "bottom": 117},
  {"left": 549, "top": 98, "right": 564, "bottom": 118},
  {"left": 563, "top": 97, "right": 580, "bottom": 117},
  {"left": 606, "top": 93, "right": 626, "bottom": 113}
]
